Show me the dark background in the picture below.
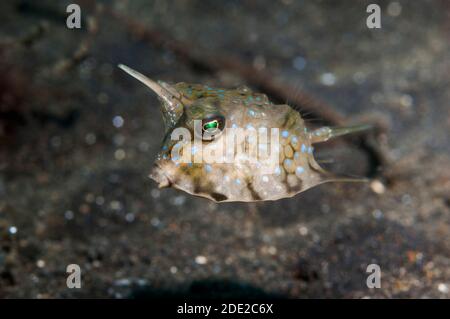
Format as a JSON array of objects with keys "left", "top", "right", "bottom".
[{"left": 0, "top": 0, "right": 449, "bottom": 298}]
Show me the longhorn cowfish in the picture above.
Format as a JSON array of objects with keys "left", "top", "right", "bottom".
[{"left": 119, "top": 64, "right": 369, "bottom": 202}]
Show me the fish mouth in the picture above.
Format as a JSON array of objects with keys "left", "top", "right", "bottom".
[
  {"left": 149, "top": 160, "right": 229, "bottom": 202},
  {"left": 149, "top": 163, "right": 172, "bottom": 188}
]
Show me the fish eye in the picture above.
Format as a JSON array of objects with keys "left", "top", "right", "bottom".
[
  {"left": 201, "top": 115, "right": 225, "bottom": 140},
  {"left": 203, "top": 120, "right": 219, "bottom": 132}
]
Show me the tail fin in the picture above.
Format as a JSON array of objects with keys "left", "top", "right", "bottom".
[{"left": 310, "top": 124, "right": 372, "bottom": 144}]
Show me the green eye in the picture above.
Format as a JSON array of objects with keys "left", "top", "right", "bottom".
[
  {"left": 203, "top": 120, "right": 219, "bottom": 131},
  {"left": 199, "top": 115, "right": 225, "bottom": 140}
]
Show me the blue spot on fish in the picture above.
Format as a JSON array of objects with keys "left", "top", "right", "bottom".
[
  {"left": 301, "top": 144, "right": 307, "bottom": 153},
  {"left": 205, "top": 164, "right": 212, "bottom": 173},
  {"left": 282, "top": 130, "right": 289, "bottom": 138},
  {"left": 296, "top": 166, "right": 305, "bottom": 175},
  {"left": 284, "top": 159, "right": 292, "bottom": 167},
  {"left": 274, "top": 166, "right": 282, "bottom": 175}
]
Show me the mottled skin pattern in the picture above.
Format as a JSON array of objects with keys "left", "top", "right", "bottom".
[{"left": 119, "top": 65, "right": 369, "bottom": 202}]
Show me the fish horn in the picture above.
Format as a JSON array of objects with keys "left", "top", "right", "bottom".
[{"left": 118, "top": 64, "right": 180, "bottom": 108}]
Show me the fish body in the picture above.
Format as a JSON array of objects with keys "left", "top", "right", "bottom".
[{"left": 119, "top": 64, "right": 369, "bottom": 202}]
